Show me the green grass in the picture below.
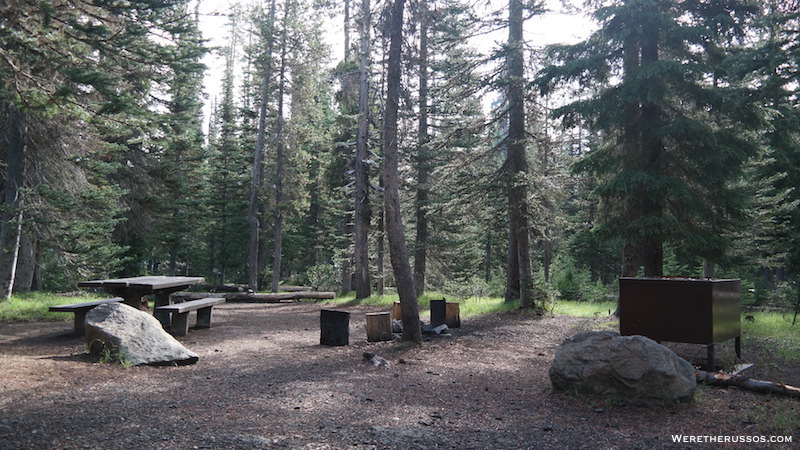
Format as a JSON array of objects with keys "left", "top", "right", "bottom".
[
  {"left": 318, "top": 292, "right": 613, "bottom": 320},
  {"left": 742, "top": 310, "right": 800, "bottom": 361},
  {"left": 552, "top": 300, "right": 617, "bottom": 317},
  {"left": 0, "top": 292, "right": 103, "bottom": 322}
]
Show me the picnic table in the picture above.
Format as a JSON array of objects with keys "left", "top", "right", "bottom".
[
  {"left": 78, "top": 275, "right": 205, "bottom": 325},
  {"left": 78, "top": 275, "right": 205, "bottom": 329}
]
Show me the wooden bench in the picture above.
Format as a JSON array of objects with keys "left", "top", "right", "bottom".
[
  {"left": 49, "top": 297, "right": 124, "bottom": 335},
  {"left": 154, "top": 297, "right": 226, "bottom": 336}
]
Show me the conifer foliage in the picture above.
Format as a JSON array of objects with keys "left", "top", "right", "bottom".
[
  {"left": 537, "top": 0, "right": 763, "bottom": 277},
  {"left": 2, "top": 0, "right": 799, "bottom": 308}
]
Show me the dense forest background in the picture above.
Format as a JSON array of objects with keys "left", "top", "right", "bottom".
[{"left": 1, "top": 0, "right": 798, "bottom": 309}]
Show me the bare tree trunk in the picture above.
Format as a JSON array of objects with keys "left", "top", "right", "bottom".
[
  {"left": 504, "top": 215, "right": 519, "bottom": 302},
  {"left": 621, "top": 242, "right": 640, "bottom": 277},
  {"left": 703, "top": 259, "right": 715, "bottom": 278},
  {"left": 640, "top": 34, "right": 664, "bottom": 278},
  {"left": 413, "top": 0, "right": 430, "bottom": 297},
  {"left": 353, "top": 0, "right": 372, "bottom": 299},
  {"left": 271, "top": 4, "right": 290, "bottom": 294},
  {"left": 383, "top": 0, "right": 420, "bottom": 343},
  {"left": 377, "top": 177, "right": 385, "bottom": 295},
  {"left": 247, "top": 0, "right": 277, "bottom": 292},
  {"left": 506, "top": 0, "right": 533, "bottom": 308},
  {"left": 0, "top": 105, "right": 26, "bottom": 301},
  {"left": 620, "top": 24, "right": 641, "bottom": 279},
  {"left": 340, "top": 217, "right": 353, "bottom": 294},
  {"left": 13, "top": 229, "right": 35, "bottom": 293},
  {"left": 343, "top": 0, "right": 351, "bottom": 61}
]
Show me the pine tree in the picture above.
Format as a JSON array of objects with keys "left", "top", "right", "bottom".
[
  {"left": 247, "top": 0, "right": 278, "bottom": 291},
  {"left": 0, "top": 0, "right": 195, "bottom": 297},
  {"left": 537, "top": 0, "right": 762, "bottom": 277},
  {"left": 205, "top": 7, "right": 251, "bottom": 285},
  {"left": 383, "top": 0, "right": 421, "bottom": 342},
  {"left": 746, "top": 1, "right": 800, "bottom": 280},
  {"left": 353, "top": 0, "right": 373, "bottom": 299}
]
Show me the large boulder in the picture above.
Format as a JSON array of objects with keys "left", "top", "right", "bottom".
[
  {"left": 550, "top": 331, "right": 696, "bottom": 403},
  {"left": 85, "top": 303, "right": 199, "bottom": 366}
]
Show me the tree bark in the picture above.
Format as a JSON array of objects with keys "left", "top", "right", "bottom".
[
  {"left": 343, "top": 0, "right": 351, "bottom": 61},
  {"left": 506, "top": 0, "right": 533, "bottom": 308},
  {"left": 13, "top": 231, "right": 36, "bottom": 293},
  {"left": 340, "top": 215, "right": 353, "bottom": 294},
  {"left": 271, "top": 4, "right": 290, "bottom": 293},
  {"left": 640, "top": 32, "right": 664, "bottom": 278},
  {"left": 247, "top": 0, "right": 278, "bottom": 292},
  {"left": 504, "top": 213, "right": 520, "bottom": 302},
  {"left": 620, "top": 19, "right": 641, "bottom": 279},
  {"left": 353, "top": 0, "right": 372, "bottom": 299},
  {"left": 383, "top": 0, "right": 421, "bottom": 343},
  {"left": 413, "top": 0, "right": 430, "bottom": 297},
  {"left": 0, "top": 105, "right": 26, "bottom": 301},
  {"left": 377, "top": 178, "right": 385, "bottom": 295}
]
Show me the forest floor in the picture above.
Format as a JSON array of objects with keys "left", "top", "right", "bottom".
[{"left": 1, "top": 301, "right": 798, "bottom": 449}]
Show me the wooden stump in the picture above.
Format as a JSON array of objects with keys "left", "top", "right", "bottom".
[
  {"left": 446, "top": 302, "right": 461, "bottom": 328},
  {"left": 391, "top": 301, "right": 402, "bottom": 321},
  {"left": 366, "top": 312, "right": 393, "bottom": 342},
  {"left": 320, "top": 309, "right": 350, "bottom": 346},
  {"left": 430, "top": 299, "right": 446, "bottom": 327}
]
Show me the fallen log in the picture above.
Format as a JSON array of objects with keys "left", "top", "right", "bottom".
[
  {"left": 172, "top": 291, "right": 336, "bottom": 303},
  {"left": 278, "top": 285, "right": 312, "bottom": 292},
  {"left": 696, "top": 370, "right": 800, "bottom": 398}
]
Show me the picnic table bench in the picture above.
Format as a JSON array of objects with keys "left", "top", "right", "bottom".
[
  {"left": 154, "top": 297, "right": 226, "bottom": 337},
  {"left": 49, "top": 297, "right": 123, "bottom": 335}
]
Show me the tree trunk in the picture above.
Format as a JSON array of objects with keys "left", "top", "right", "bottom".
[
  {"left": 340, "top": 215, "right": 352, "bottom": 294},
  {"left": 377, "top": 179, "right": 385, "bottom": 296},
  {"left": 620, "top": 20, "right": 641, "bottom": 279},
  {"left": 343, "top": 0, "right": 351, "bottom": 61},
  {"left": 506, "top": 0, "right": 533, "bottom": 308},
  {"left": 0, "top": 105, "right": 26, "bottom": 301},
  {"left": 13, "top": 228, "right": 35, "bottom": 293},
  {"left": 621, "top": 241, "right": 640, "bottom": 277},
  {"left": 247, "top": 0, "right": 277, "bottom": 292},
  {"left": 383, "top": 0, "right": 420, "bottom": 343},
  {"left": 504, "top": 212, "right": 520, "bottom": 302},
  {"left": 271, "top": 6, "right": 290, "bottom": 294},
  {"left": 413, "top": 0, "right": 430, "bottom": 297},
  {"left": 703, "top": 259, "right": 715, "bottom": 278},
  {"left": 640, "top": 34, "right": 664, "bottom": 278},
  {"left": 353, "top": 0, "right": 372, "bottom": 299}
]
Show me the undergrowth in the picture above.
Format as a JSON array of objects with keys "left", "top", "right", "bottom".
[{"left": 0, "top": 292, "right": 102, "bottom": 322}]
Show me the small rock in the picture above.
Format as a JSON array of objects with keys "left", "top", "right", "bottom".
[{"left": 363, "top": 352, "right": 389, "bottom": 367}]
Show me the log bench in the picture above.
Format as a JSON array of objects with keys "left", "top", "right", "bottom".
[
  {"left": 155, "top": 297, "right": 226, "bottom": 336},
  {"left": 49, "top": 297, "right": 124, "bottom": 335}
]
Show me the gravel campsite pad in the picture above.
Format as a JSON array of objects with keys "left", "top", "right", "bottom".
[{"left": 1, "top": 301, "right": 797, "bottom": 448}]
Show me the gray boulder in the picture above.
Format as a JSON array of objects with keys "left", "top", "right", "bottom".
[
  {"left": 550, "top": 331, "right": 696, "bottom": 403},
  {"left": 85, "top": 303, "right": 199, "bottom": 366}
]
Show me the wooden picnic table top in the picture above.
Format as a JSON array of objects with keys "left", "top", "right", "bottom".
[
  {"left": 78, "top": 276, "right": 205, "bottom": 310},
  {"left": 78, "top": 276, "right": 205, "bottom": 291}
]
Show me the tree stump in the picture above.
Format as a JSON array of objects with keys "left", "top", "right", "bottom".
[
  {"left": 446, "top": 301, "right": 461, "bottom": 328},
  {"left": 430, "top": 299, "right": 446, "bottom": 327},
  {"left": 391, "top": 301, "right": 402, "bottom": 321},
  {"left": 320, "top": 309, "right": 350, "bottom": 346},
  {"left": 366, "top": 312, "right": 393, "bottom": 342}
]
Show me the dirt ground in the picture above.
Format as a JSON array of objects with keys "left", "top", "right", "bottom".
[{"left": 1, "top": 301, "right": 798, "bottom": 449}]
